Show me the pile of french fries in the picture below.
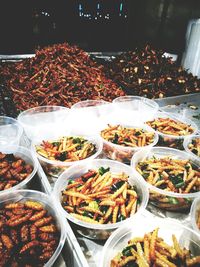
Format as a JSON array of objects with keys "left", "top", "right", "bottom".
[
  {"left": 62, "top": 167, "right": 139, "bottom": 224},
  {"left": 146, "top": 117, "right": 194, "bottom": 136},
  {"left": 111, "top": 228, "right": 200, "bottom": 267},
  {"left": 188, "top": 138, "right": 200, "bottom": 157},
  {"left": 35, "top": 136, "right": 96, "bottom": 162},
  {"left": 101, "top": 125, "right": 155, "bottom": 147},
  {"left": 136, "top": 156, "right": 200, "bottom": 210}
]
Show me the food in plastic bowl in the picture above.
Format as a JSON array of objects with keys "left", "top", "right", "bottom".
[
  {"left": 0, "top": 189, "right": 66, "bottom": 267},
  {"left": 184, "top": 135, "right": 200, "bottom": 162},
  {"left": 100, "top": 124, "right": 158, "bottom": 164},
  {"left": 33, "top": 135, "right": 103, "bottom": 178},
  {"left": 146, "top": 112, "right": 198, "bottom": 150},
  {"left": 53, "top": 159, "right": 149, "bottom": 239},
  {"left": 131, "top": 147, "right": 200, "bottom": 211},
  {"left": 101, "top": 215, "right": 200, "bottom": 267},
  {"left": 190, "top": 196, "right": 200, "bottom": 234},
  {"left": 0, "top": 145, "right": 38, "bottom": 194}
]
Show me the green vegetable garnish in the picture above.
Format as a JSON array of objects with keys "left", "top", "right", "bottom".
[{"left": 98, "top": 166, "right": 110, "bottom": 176}]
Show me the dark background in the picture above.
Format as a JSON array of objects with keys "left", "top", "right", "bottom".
[{"left": 0, "top": 0, "right": 200, "bottom": 57}]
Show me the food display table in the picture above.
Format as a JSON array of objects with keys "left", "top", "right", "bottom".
[{"left": 0, "top": 51, "right": 200, "bottom": 267}]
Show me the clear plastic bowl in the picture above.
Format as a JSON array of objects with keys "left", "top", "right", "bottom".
[
  {"left": 69, "top": 100, "right": 111, "bottom": 135},
  {"left": 17, "top": 106, "right": 70, "bottom": 141},
  {"left": 32, "top": 135, "right": 103, "bottom": 179},
  {"left": 112, "top": 96, "right": 159, "bottom": 124},
  {"left": 183, "top": 134, "right": 200, "bottom": 162},
  {"left": 145, "top": 112, "right": 198, "bottom": 150},
  {"left": 0, "top": 189, "right": 66, "bottom": 267},
  {"left": 0, "top": 116, "right": 23, "bottom": 146},
  {"left": 100, "top": 123, "right": 158, "bottom": 164},
  {"left": 53, "top": 159, "right": 149, "bottom": 240},
  {"left": 190, "top": 196, "right": 200, "bottom": 234},
  {"left": 0, "top": 145, "right": 38, "bottom": 194},
  {"left": 131, "top": 147, "right": 200, "bottom": 211},
  {"left": 101, "top": 214, "right": 200, "bottom": 267}
]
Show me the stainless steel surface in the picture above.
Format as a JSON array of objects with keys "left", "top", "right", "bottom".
[{"left": 155, "top": 92, "right": 200, "bottom": 130}]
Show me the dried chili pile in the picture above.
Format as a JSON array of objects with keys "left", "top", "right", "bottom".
[
  {"left": 105, "top": 45, "right": 200, "bottom": 98},
  {"left": 0, "top": 43, "right": 125, "bottom": 111}
]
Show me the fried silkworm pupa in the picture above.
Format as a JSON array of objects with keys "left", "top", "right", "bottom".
[{"left": 24, "top": 201, "right": 44, "bottom": 211}]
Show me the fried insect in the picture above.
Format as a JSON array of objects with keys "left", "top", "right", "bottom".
[
  {"left": 62, "top": 166, "right": 139, "bottom": 224},
  {"left": 0, "top": 153, "right": 33, "bottom": 192},
  {"left": 0, "top": 200, "right": 59, "bottom": 266},
  {"left": 110, "top": 228, "right": 200, "bottom": 267}
]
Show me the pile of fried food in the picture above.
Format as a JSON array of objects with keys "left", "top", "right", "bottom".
[
  {"left": 0, "top": 43, "right": 125, "bottom": 111},
  {"left": 0, "top": 152, "right": 33, "bottom": 191},
  {"left": 35, "top": 136, "right": 97, "bottom": 162},
  {"left": 146, "top": 117, "right": 195, "bottom": 136},
  {"left": 101, "top": 125, "right": 155, "bottom": 147},
  {"left": 62, "top": 167, "right": 139, "bottom": 224},
  {"left": 111, "top": 228, "right": 200, "bottom": 266},
  {"left": 0, "top": 200, "right": 59, "bottom": 266}
]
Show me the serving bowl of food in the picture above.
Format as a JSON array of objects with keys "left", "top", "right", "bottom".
[
  {"left": 0, "top": 145, "right": 38, "bottom": 194},
  {"left": 184, "top": 135, "right": 200, "bottom": 162},
  {"left": 53, "top": 159, "right": 149, "bottom": 239},
  {"left": 145, "top": 112, "right": 198, "bottom": 150},
  {"left": 131, "top": 147, "right": 200, "bottom": 211},
  {"left": 100, "top": 123, "right": 158, "bottom": 164},
  {"left": 32, "top": 135, "right": 103, "bottom": 179},
  {"left": 101, "top": 214, "right": 200, "bottom": 267},
  {"left": 0, "top": 189, "right": 66, "bottom": 267}
]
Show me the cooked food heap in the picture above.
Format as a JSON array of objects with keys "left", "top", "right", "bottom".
[
  {"left": 62, "top": 167, "right": 139, "bottom": 224},
  {"left": 0, "top": 200, "right": 59, "bottom": 266},
  {"left": 105, "top": 45, "right": 200, "bottom": 98},
  {"left": 0, "top": 43, "right": 125, "bottom": 111},
  {"left": 101, "top": 125, "right": 155, "bottom": 147},
  {"left": 137, "top": 157, "right": 200, "bottom": 193},
  {"left": 146, "top": 117, "right": 195, "bottom": 136},
  {"left": 188, "top": 138, "right": 200, "bottom": 157},
  {"left": 35, "top": 136, "right": 97, "bottom": 162},
  {"left": 0, "top": 152, "right": 33, "bottom": 191},
  {"left": 111, "top": 228, "right": 200, "bottom": 267}
]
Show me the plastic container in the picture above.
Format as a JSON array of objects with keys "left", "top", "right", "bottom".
[
  {"left": 0, "top": 189, "right": 66, "bottom": 266},
  {"left": 0, "top": 145, "right": 38, "bottom": 194},
  {"left": 112, "top": 96, "right": 159, "bottom": 124},
  {"left": 32, "top": 135, "right": 103, "bottom": 179},
  {"left": 17, "top": 106, "right": 69, "bottom": 141},
  {"left": 101, "top": 214, "right": 200, "bottom": 267},
  {"left": 145, "top": 112, "right": 198, "bottom": 150},
  {"left": 190, "top": 196, "right": 200, "bottom": 233},
  {"left": 100, "top": 123, "right": 158, "bottom": 164},
  {"left": 131, "top": 147, "right": 200, "bottom": 211},
  {"left": 183, "top": 134, "right": 200, "bottom": 162},
  {"left": 53, "top": 159, "right": 149, "bottom": 240},
  {"left": 0, "top": 116, "right": 23, "bottom": 146},
  {"left": 70, "top": 100, "right": 112, "bottom": 135}
]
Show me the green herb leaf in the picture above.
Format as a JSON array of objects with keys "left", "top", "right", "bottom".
[
  {"left": 98, "top": 166, "right": 110, "bottom": 176},
  {"left": 168, "top": 197, "right": 179, "bottom": 205}
]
